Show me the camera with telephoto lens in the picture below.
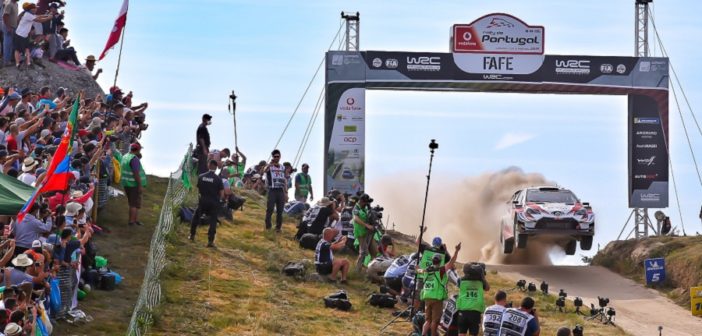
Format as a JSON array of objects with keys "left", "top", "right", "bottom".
[
  {"left": 368, "top": 205, "right": 385, "bottom": 230},
  {"left": 556, "top": 296, "right": 566, "bottom": 308},
  {"left": 463, "top": 262, "right": 486, "bottom": 280},
  {"left": 527, "top": 282, "right": 537, "bottom": 293},
  {"left": 559, "top": 289, "right": 568, "bottom": 298},
  {"left": 516, "top": 279, "right": 527, "bottom": 290},
  {"left": 598, "top": 296, "right": 610, "bottom": 308},
  {"left": 572, "top": 325, "right": 584, "bottom": 336},
  {"left": 574, "top": 297, "right": 583, "bottom": 308}
]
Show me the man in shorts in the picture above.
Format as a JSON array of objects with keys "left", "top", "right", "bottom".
[
  {"left": 314, "top": 228, "right": 349, "bottom": 283},
  {"left": 120, "top": 143, "right": 146, "bottom": 226},
  {"left": 421, "top": 242, "right": 461, "bottom": 336}
]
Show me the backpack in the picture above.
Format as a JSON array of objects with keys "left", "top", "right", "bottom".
[
  {"left": 299, "top": 233, "right": 320, "bottom": 250},
  {"left": 324, "top": 291, "right": 352, "bottom": 311},
  {"left": 227, "top": 194, "right": 246, "bottom": 211},
  {"left": 179, "top": 206, "right": 196, "bottom": 222},
  {"left": 368, "top": 293, "right": 397, "bottom": 308},
  {"left": 282, "top": 261, "right": 306, "bottom": 277}
]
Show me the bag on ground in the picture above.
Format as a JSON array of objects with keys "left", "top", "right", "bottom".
[
  {"left": 368, "top": 292, "right": 397, "bottom": 308},
  {"left": 324, "top": 291, "right": 352, "bottom": 311},
  {"left": 282, "top": 261, "right": 306, "bottom": 277}
]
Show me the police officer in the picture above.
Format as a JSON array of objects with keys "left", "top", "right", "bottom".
[
  {"left": 189, "top": 159, "right": 224, "bottom": 248},
  {"left": 482, "top": 291, "right": 509, "bottom": 336},
  {"left": 456, "top": 263, "right": 490, "bottom": 336}
]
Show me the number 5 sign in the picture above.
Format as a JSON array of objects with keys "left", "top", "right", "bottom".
[{"left": 644, "top": 258, "right": 665, "bottom": 285}]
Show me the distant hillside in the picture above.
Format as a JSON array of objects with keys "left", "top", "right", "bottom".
[
  {"left": 592, "top": 236, "right": 702, "bottom": 308},
  {"left": 0, "top": 61, "right": 103, "bottom": 97}
]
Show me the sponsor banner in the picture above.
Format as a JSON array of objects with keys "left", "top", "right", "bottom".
[
  {"left": 629, "top": 95, "right": 668, "bottom": 208},
  {"left": 362, "top": 51, "right": 653, "bottom": 84},
  {"left": 644, "top": 258, "right": 665, "bottom": 285},
  {"left": 692, "top": 286, "right": 702, "bottom": 316},
  {"left": 326, "top": 88, "right": 365, "bottom": 194},
  {"left": 452, "top": 13, "right": 544, "bottom": 54}
]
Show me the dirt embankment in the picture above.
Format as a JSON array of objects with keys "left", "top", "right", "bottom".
[{"left": 592, "top": 235, "right": 702, "bottom": 308}]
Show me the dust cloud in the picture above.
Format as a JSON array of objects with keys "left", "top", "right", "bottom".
[{"left": 372, "top": 167, "right": 562, "bottom": 265}]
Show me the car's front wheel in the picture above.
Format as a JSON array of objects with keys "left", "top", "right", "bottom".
[
  {"left": 580, "top": 236, "right": 593, "bottom": 250},
  {"left": 503, "top": 237, "right": 514, "bottom": 254},
  {"left": 565, "top": 240, "right": 577, "bottom": 255},
  {"left": 515, "top": 221, "right": 528, "bottom": 249}
]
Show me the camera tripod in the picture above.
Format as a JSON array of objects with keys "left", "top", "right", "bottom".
[{"left": 586, "top": 306, "right": 615, "bottom": 325}]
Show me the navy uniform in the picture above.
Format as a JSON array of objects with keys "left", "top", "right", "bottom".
[{"left": 190, "top": 167, "right": 224, "bottom": 246}]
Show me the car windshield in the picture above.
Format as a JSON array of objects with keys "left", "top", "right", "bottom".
[{"left": 526, "top": 190, "right": 577, "bottom": 204}]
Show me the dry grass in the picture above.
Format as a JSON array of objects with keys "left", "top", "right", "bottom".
[{"left": 151, "top": 190, "right": 628, "bottom": 336}]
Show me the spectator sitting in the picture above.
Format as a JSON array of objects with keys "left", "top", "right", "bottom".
[
  {"left": 295, "top": 197, "right": 338, "bottom": 239},
  {"left": 48, "top": 27, "right": 79, "bottom": 65},
  {"left": 314, "top": 228, "right": 349, "bottom": 283}
]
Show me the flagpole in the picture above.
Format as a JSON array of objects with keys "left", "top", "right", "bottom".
[{"left": 112, "top": 24, "right": 126, "bottom": 88}]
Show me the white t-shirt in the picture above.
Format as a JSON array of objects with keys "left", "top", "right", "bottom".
[
  {"left": 18, "top": 172, "right": 36, "bottom": 186},
  {"left": 16, "top": 11, "right": 36, "bottom": 38}
]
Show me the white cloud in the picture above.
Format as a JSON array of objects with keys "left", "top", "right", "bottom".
[{"left": 494, "top": 133, "right": 537, "bottom": 150}]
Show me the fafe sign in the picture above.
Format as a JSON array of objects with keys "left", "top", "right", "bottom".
[
  {"left": 644, "top": 257, "right": 666, "bottom": 285},
  {"left": 452, "top": 13, "right": 544, "bottom": 54}
]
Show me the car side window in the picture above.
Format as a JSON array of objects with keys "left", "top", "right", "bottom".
[{"left": 511, "top": 190, "right": 522, "bottom": 204}]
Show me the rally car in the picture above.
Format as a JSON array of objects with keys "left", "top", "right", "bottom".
[{"left": 501, "top": 186, "right": 594, "bottom": 255}]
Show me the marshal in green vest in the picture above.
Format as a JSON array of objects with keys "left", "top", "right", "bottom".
[
  {"left": 295, "top": 173, "right": 311, "bottom": 199},
  {"left": 456, "top": 279, "right": 485, "bottom": 312},
  {"left": 120, "top": 153, "right": 147, "bottom": 188},
  {"left": 418, "top": 250, "right": 445, "bottom": 280},
  {"left": 421, "top": 269, "right": 448, "bottom": 300}
]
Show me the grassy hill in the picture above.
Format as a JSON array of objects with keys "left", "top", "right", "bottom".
[
  {"left": 52, "top": 176, "right": 170, "bottom": 335},
  {"left": 147, "top": 189, "right": 627, "bottom": 336},
  {"left": 592, "top": 235, "right": 702, "bottom": 309}
]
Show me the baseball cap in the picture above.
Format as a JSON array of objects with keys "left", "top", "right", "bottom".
[
  {"left": 40, "top": 129, "right": 51, "bottom": 138},
  {"left": 431, "top": 237, "right": 442, "bottom": 247},
  {"left": 360, "top": 193, "right": 373, "bottom": 203},
  {"left": 7, "top": 92, "right": 21, "bottom": 100},
  {"left": 130, "top": 143, "right": 142, "bottom": 151},
  {"left": 31, "top": 240, "right": 42, "bottom": 248},
  {"left": 203, "top": 113, "right": 212, "bottom": 120}
]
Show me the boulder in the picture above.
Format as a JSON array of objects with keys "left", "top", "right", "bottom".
[{"left": 0, "top": 61, "right": 104, "bottom": 98}]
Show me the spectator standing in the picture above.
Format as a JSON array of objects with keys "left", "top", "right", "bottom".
[
  {"left": 314, "top": 228, "right": 349, "bottom": 283},
  {"left": 264, "top": 149, "right": 287, "bottom": 232},
  {"left": 2, "top": 0, "right": 18, "bottom": 66},
  {"left": 120, "top": 143, "right": 146, "bottom": 226},
  {"left": 352, "top": 193, "right": 375, "bottom": 272},
  {"left": 17, "top": 156, "right": 38, "bottom": 185},
  {"left": 189, "top": 159, "right": 224, "bottom": 248},
  {"left": 294, "top": 163, "right": 313, "bottom": 203},
  {"left": 482, "top": 290, "right": 509, "bottom": 336},
  {"left": 455, "top": 263, "right": 490, "bottom": 336},
  {"left": 79, "top": 55, "right": 102, "bottom": 80},
  {"left": 195, "top": 114, "right": 212, "bottom": 174},
  {"left": 499, "top": 297, "right": 541, "bottom": 336},
  {"left": 421, "top": 242, "right": 461, "bottom": 336},
  {"left": 13, "top": 3, "right": 52, "bottom": 68},
  {"left": 11, "top": 203, "right": 51, "bottom": 255}
]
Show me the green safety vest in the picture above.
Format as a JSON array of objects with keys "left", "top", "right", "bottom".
[
  {"left": 456, "top": 279, "right": 485, "bottom": 312},
  {"left": 295, "top": 173, "right": 311, "bottom": 198},
  {"left": 352, "top": 204, "right": 369, "bottom": 238},
  {"left": 418, "top": 250, "right": 445, "bottom": 280},
  {"left": 120, "top": 153, "right": 147, "bottom": 188},
  {"left": 421, "top": 269, "right": 448, "bottom": 301}
]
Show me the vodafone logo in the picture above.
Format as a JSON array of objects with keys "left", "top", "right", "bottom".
[
  {"left": 346, "top": 98, "right": 355, "bottom": 105},
  {"left": 462, "top": 32, "right": 473, "bottom": 41}
]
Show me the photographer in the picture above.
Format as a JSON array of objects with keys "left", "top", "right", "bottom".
[
  {"left": 482, "top": 290, "right": 509, "bottom": 336},
  {"left": 421, "top": 242, "right": 461, "bottom": 336},
  {"left": 314, "top": 228, "right": 349, "bottom": 284},
  {"left": 499, "top": 297, "right": 540, "bottom": 336},
  {"left": 352, "top": 193, "right": 376, "bottom": 272},
  {"left": 556, "top": 327, "right": 572, "bottom": 336},
  {"left": 456, "top": 262, "right": 490, "bottom": 336}
]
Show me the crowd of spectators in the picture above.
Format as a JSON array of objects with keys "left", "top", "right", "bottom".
[{"left": 0, "top": 38, "right": 149, "bottom": 334}]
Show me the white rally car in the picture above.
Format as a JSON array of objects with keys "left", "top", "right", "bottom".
[{"left": 500, "top": 186, "right": 595, "bottom": 255}]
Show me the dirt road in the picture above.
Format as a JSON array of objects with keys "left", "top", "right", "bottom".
[{"left": 490, "top": 265, "right": 702, "bottom": 336}]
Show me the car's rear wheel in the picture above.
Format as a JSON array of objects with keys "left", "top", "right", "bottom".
[
  {"left": 514, "top": 222, "right": 528, "bottom": 249},
  {"left": 565, "top": 240, "right": 577, "bottom": 255},
  {"left": 503, "top": 238, "right": 514, "bottom": 254},
  {"left": 580, "top": 236, "right": 593, "bottom": 250}
]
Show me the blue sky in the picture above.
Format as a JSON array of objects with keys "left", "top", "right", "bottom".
[{"left": 65, "top": 0, "right": 702, "bottom": 261}]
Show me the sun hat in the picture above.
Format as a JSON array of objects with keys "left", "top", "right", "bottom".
[
  {"left": 64, "top": 202, "right": 82, "bottom": 217},
  {"left": 317, "top": 197, "right": 333, "bottom": 207},
  {"left": 21, "top": 157, "right": 39, "bottom": 172},
  {"left": 11, "top": 254, "right": 33, "bottom": 267},
  {"left": 40, "top": 129, "right": 51, "bottom": 138},
  {"left": 85, "top": 55, "right": 96, "bottom": 62},
  {"left": 4, "top": 322, "right": 22, "bottom": 336}
]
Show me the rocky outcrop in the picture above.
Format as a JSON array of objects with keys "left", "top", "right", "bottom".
[{"left": 0, "top": 61, "right": 104, "bottom": 98}]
